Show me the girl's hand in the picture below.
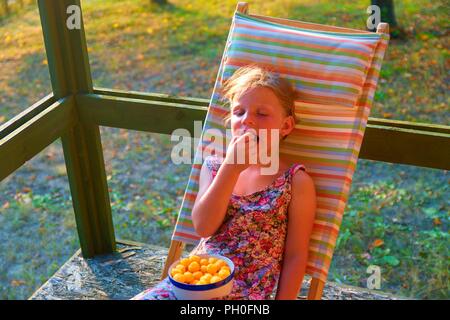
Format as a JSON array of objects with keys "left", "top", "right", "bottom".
[{"left": 224, "top": 131, "right": 259, "bottom": 173}]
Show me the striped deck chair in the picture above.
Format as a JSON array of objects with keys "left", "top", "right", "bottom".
[{"left": 162, "top": 2, "right": 390, "bottom": 300}]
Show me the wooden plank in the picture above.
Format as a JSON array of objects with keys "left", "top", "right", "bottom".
[
  {"left": 236, "top": 2, "right": 248, "bottom": 14},
  {"left": 93, "top": 87, "right": 209, "bottom": 107},
  {"left": 38, "top": 0, "right": 115, "bottom": 257},
  {"left": 361, "top": 124, "right": 450, "bottom": 170},
  {"left": 60, "top": 120, "right": 115, "bottom": 257},
  {"left": 93, "top": 88, "right": 450, "bottom": 135},
  {"left": 76, "top": 92, "right": 450, "bottom": 171},
  {"left": 38, "top": 0, "right": 93, "bottom": 96},
  {"left": 160, "top": 240, "right": 185, "bottom": 280},
  {"left": 0, "top": 97, "right": 75, "bottom": 181},
  {"left": 77, "top": 93, "right": 206, "bottom": 136},
  {"left": 307, "top": 278, "right": 325, "bottom": 300},
  {"left": 377, "top": 22, "right": 389, "bottom": 34},
  {"left": 0, "top": 93, "right": 55, "bottom": 140},
  {"left": 30, "top": 242, "right": 404, "bottom": 300},
  {"left": 367, "top": 118, "right": 450, "bottom": 134}
]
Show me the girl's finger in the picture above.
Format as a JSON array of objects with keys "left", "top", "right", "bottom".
[{"left": 236, "top": 133, "right": 250, "bottom": 144}]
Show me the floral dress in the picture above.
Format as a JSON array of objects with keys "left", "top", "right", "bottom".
[{"left": 131, "top": 155, "right": 305, "bottom": 300}]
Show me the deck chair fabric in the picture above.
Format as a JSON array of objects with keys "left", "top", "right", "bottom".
[{"left": 170, "top": 9, "right": 389, "bottom": 286}]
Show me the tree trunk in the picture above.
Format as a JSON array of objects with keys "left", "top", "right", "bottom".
[
  {"left": 371, "top": 0, "right": 398, "bottom": 28},
  {"left": 370, "top": 0, "right": 405, "bottom": 38},
  {"left": 150, "top": 0, "right": 168, "bottom": 5},
  {"left": 1, "top": 0, "right": 9, "bottom": 16}
]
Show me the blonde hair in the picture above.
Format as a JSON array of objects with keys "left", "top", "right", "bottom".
[{"left": 221, "top": 64, "right": 299, "bottom": 132}]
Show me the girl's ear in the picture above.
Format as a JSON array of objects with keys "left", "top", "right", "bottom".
[{"left": 281, "top": 115, "right": 295, "bottom": 138}]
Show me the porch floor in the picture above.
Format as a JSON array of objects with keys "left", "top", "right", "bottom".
[{"left": 29, "top": 240, "right": 405, "bottom": 300}]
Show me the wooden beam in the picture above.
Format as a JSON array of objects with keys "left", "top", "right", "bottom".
[
  {"left": 60, "top": 119, "right": 116, "bottom": 257},
  {"left": 161, "top": 240, "right": 185, "bottom": 280},
  {"left": 76, "top": 91, "right": 450, "bottom": 171},
  {"left": 38, "top": 0, "right": 115, "bottom": 257},
  {"left": 236, "top": 2, "right": 249, "bottom": 14},
  {"left": 93, "top": 87, "right": 209, "bottom": 107},
  {"left": 360, "top": 123, "right": 450, "bottom": 170},
  {"left": 38, "top": 0, "right": 92, "bottom": 97},
  {"left": 308, "top": 278, "right": 325, "bottom": 300},
  {"left": 0, "top": 93, "right": 55, "bottom": 140},
  {"left": 0, "top": 97, "right": 75, "bottom": 181},
  {"left": 366, "top": 118, "right": 449, "bottom": 134},
  {"left": 77, "top": 93, "right": 206, "bottom": 136}
]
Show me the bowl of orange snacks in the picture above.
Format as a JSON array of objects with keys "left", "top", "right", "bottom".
[{"left": 168, "top": 254, "right": 235, "bottom": 300}]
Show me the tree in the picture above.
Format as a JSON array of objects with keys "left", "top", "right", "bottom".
[
  {"left": 1, "top": 0, "right": 9, "bottom": 16},
  {"left": 150, "top": 0, "right": 168, "bottom": 5},
  {"left": 370, "top": 0, "right": 406, "bottom": 39}
]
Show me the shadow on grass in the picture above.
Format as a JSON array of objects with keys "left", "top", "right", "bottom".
[{"left": 125, "top": 2, "right": 229, "bottom": 60}]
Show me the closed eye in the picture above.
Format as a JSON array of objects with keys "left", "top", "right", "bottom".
[{"left": 257, "top": 109, "right": 269, "bottom": 116}]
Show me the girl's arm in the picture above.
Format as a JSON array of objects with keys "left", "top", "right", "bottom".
[
  {"left": 275, "top": 170, "right": 316, "bottom": 300},
  {"left": 191, "top": 159, "right": 241, "bottom": 237},
  {"left": 192, "top": 132, "right": 256, "bottom": 237}
]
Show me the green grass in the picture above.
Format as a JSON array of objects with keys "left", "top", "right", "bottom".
[
  {"left": 0, "top": 0, "right": 448, "bottom": 299},
  {"left": 330, "top": 160, "right": 449, "bottom": 298}
]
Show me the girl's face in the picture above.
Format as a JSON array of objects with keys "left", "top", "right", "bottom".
[{"left": 230, "top": 86, "right": 295, "bottom": 143}]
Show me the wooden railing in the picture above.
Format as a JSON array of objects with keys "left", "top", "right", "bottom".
[{"left": 1, "top": 0, "right": 449, "bottom": 261}]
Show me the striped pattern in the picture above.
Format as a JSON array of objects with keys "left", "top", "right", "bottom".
[{"left": 172, "top": 12, "right": 389, "bottom": 283}]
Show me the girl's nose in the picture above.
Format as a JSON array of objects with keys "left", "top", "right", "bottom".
[{"left": 242, "top": 112, "right": 255, "bottom": 126}]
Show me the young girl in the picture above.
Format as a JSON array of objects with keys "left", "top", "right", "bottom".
[{"left": 132, "top": 65, "right": 316, "bottom": 300}]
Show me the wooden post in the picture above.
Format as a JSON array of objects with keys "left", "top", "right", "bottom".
[
  {"left": 376, "top": 22, "right": 389, "bottom": 35},
  {"left": 38, "top": 0, "right": 116, "bottom": 257},
  {"left": 236, "top": 2, "right": 248, "bottom": 14},
  {"left": 308, "top": 278, "right": 325, "bottom": 300},
  {"left": 161, "top": 240, "right": 185, "bottom": 279}
]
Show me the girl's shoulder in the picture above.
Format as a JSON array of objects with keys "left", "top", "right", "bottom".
[
  {"left": 283, "top": 163, "right": 307, "bottom": 190},
  {"left": 289, "top": 163, "right": 313, "bottom": 192},
  {"left": 278, "top": 156, "right": 306, "bottom": 178},
  {"left": 288, "top": 163, "right": 306, "bottom": 176}
]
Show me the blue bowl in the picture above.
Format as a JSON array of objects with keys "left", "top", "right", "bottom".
[{"left": 168, "top": 254, "right": 235, "bottom": 299}]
